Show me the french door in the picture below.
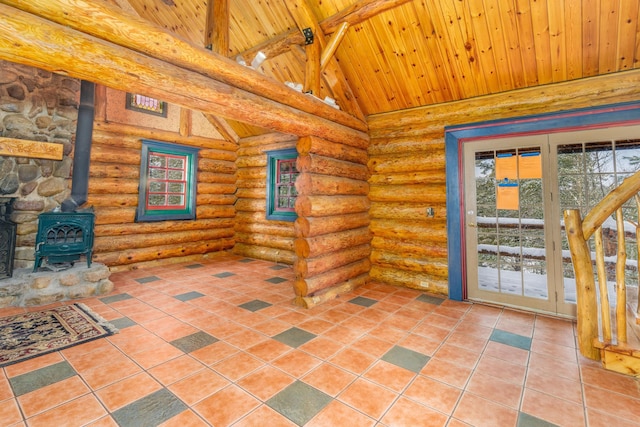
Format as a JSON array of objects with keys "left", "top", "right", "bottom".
[{"left": 463, "top": 126, "right": 640, "bottom": 317}]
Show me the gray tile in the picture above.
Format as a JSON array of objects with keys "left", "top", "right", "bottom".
[
  {"left": 416, "top": 294, "right": 445, "bottom": 305},
  {"left": 174, "top": 291, "right": 205, "bottom": 302},
  {"left": 239, "top": 258, "right": 255, "bottom": 263},
  {"left": 491, "top": 329, "right": 532, "bottom": 351},
  {"left": 270, "top": 264, "right": 288, "bottom": 270},
  {"left": 10, "top": 361, "right": 77, "bottom": 396},
  {"left": 267, "top": 380, "right": 332, "bottom": 426},
  {"left": 170, "top": 331, "right": 218, "bottom": 353},
  {"left": 273, "top": 327, "right": 316, "bottom": 348},
  {"left": 517, "top": 412, "right": 559, "bottom": 426},
  {"left": 381, "top": 345, "right": 430, "bottom": 373},
  {"left": 99, "top": 293, "right": 133, "bottom": 304},
  {"left": 265, "top": 276, "right": 287, "bottom": 284},
  {"left": 112, "top": 388, "right": 187, "bottom": 427},
  {"left": 348, "top": 296, "right": 377, "bottom": 307},
  {"left": 110, "top": 317, "right": 137, "bottom": 330},
  {"left": 239, "top": 299, "right": 272, "bottom": 312},
  {"left": 213, "top": 271, "right": 235, "bottom": 278},
  {"left": 184, "top": 264, "right": 204, "bottom": 269},
  {"left": 135, "top": 276, "right": 160, "bottom": 284}
]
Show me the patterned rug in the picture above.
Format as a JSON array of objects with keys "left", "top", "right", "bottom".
[{"left": 0, "top": 303, "right": 118, "bottom": 367}]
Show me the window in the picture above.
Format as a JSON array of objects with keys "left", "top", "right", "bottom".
[
  {"left": 266, "top": 148, "right": 299, "bottom": 221},
  {"left": 136, "top": 140, "right": 199, "bottom": 222}
]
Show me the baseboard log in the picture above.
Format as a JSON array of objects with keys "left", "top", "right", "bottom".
[
  {"left": 368, "top": 171, "right": 446, "bottom": 185},
  {"left": 232, "top": 243, "right": 295, "bottom": 264},
  {"left": 297, "top": 273, "right": 368, "bottom": 308},
  {"left": 107, "top": 252, "right": 232, "bottom": 273},
  {"left": 295, "top": 195, "right": 370, "bottom": 217},
  {"left": 369, "top": 265, "right": 448, "bottom": 295},
  {"left": 370, "top": 251, "right": 448, "bottom": 278},
  {"left": 199, "top": 158, "right": 236, "bottom": 174},
  {"left": 295, "top": 174, "right": 369, "bottom": 196},
  {"left": 371, "top": 236, "right": 448, "bottom": 260},
  {"left": 95, "top": 228, "right": 234, "bottom": 252},
  {"left": 295, "top": 258, "right": 370, "bottom": 296},
  {"left": 96, "top": 218, "right": 234, "bottom": 236},
  {"left": 235, "top": 221, "right": 295, "bottom": 238},
  {"left": 87, "top": 194, "right": 138, "bottom": 207},
  {"left": 369, "top": 184, "right": 446, "bottom": 204},
  {"left": 370, "top": 219, "right": 447, "bottom": 242},
  {"left": 297, "top": 154, "right": 370, "bottom": 181},
  {"left": 94, "top": 121, "right": 238, "bottom": 152},
  {"left": 196, "top": 194, "right": 237, "bottom": 205},
  {"left": 235, "top": 232, "right": 294, "bottom": 251},
  {"left": 294, "top": 212, "right": 370, "bottom": 238},
  {"left": 295, "top": 226, "right": 372, "bottom": 258},
  {"left": 297, "top": 136, "right": 368, "bottom": 163},
  {"left": 368, "top": 154, "right": 445, "bottom": 175},
  {"left": 94, "top": 238, "right": 235, "bottom": 266},
  {"left": 369, "top": 203, "right": 445, "bottom": 220},
  {"left": 295, "top": 243, "right": 371, "bottom": 278},
  {"left": 235, "top": 198, "right": 266, "bottom": 213}
]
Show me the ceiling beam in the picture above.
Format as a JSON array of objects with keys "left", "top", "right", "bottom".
[
  {"left": 0, "top": 0, "right": 367, "bottom": 134},
  {"left": 204, "top": 0, "right": 229, "bottom": 54},
  {"left": 236, "top": 0, "right": 413, "bottom": 63},
  {"left": 0, "top": 3, "right": 368, "bottom": 146},
  {"left": 283, "top": 0, "right": 365, "bottom": 121}
]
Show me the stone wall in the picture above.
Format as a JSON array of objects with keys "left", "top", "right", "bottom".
[{"left": 0, "top": 60, "right": 79, "bottom": 269}]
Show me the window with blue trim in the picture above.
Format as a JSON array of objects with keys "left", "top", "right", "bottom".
[
  {"left": 266, "top": 148, "right": 299, "bottom": 221},
  {"left": 136, "top": 140, "right": 199, "bottom": 222}
]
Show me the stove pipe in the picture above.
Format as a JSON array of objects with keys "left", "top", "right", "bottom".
[{"left": 61, "top": 80, "right": 95, "bottom": 212}]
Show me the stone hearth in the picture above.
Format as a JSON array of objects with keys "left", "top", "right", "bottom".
[{"left": 0, "top": 263, "right": 113, "bottom": 308}]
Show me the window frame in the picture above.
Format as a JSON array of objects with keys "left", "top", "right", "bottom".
[
  {"left": 136, "top": 139, "right": 199, "bottom": 222},
  {"left": 266, "top": 148, "right": 299, "bottom": 222}
]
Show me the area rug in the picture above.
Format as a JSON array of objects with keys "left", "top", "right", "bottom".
[{"left": 0, "top": 303, "right": 118, "bottom": 367}]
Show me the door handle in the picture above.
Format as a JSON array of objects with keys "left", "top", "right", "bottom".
[{"left": 468, "top": 223, "right": 476, "bottom": 227}]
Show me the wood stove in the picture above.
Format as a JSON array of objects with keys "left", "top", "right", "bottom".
[
  {"left": 33, "top": 211, "right": 95, "bottom": 272},
  {"left": 0, "top": 198, "right": 17, "bottom": 279}
]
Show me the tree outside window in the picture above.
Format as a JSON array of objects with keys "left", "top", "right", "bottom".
[
  {"left": 137, "top": 140, "right": 199, "bottom": 222},
  {"left": 266, "top": 148, "right": 299, "bottom": 221}
]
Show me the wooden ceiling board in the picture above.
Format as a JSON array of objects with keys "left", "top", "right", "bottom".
[{"left": 112, "top": 0, "right": 640, "bottom": 119}]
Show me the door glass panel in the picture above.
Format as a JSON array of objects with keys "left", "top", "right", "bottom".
[
  {"left": 557, "top": 139, "right": 640, "bottom": 304},
  {"left": 473, "top": 146, "right": 548, "bottom": 300}
]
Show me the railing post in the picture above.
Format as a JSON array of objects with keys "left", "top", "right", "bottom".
[{"left": 564, "top": 209, "right": 601, "bottom": 360}]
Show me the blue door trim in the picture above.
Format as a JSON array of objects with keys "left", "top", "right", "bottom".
[{"left": 445, "top": 101, "right": 640, "bottom": 301}]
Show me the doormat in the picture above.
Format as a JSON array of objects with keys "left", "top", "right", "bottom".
[{"left": 0, "top": 303, "right": 118, "bottom": 367}]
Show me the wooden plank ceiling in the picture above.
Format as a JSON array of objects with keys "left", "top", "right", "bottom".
[{"left": 119, "top": 0, "right": 640, "bottom": 122}]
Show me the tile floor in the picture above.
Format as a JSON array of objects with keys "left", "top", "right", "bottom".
[{"left": 1, "top": 253, "right": 639, "bottom": 426}]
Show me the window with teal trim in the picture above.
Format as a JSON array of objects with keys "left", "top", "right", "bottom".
[
  {"left": 266, "top": 148, "right": 299, "bottom": 221},
  {"left": 137, "top": 140, "right": 199, "bottom": 222}
]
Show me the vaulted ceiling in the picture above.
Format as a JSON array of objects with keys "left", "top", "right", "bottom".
[{"left": 115, "top": 0, "right": 640, "bottom": 123}]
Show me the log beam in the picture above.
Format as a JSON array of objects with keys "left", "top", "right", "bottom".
[{"left": 0, "top": 0, "right": 368, "bottom": 138}]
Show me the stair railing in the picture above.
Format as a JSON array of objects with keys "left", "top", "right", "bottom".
[{"left": 564, "top": 170, "right": 640, "bottom": 360}]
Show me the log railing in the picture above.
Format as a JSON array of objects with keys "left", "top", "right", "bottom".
[{"left": 564, "top": 170, "right": 640, "bottom": 360}]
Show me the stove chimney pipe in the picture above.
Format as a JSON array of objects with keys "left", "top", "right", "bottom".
[{"left": 61, "top": 80, "right": 95, "bottom": 212}]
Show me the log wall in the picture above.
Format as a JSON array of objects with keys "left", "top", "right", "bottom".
[
  {"left": 294, "top": 135, "right": 371, "bottom": 307},
  {"left": 367, "top": 70, "right": 640, "bottom": 297},
  {"left": 233, "top": 133, "right": 297, "bottom": 264},
  {"left": 89, "top": 88, "right": 237, "bottom": 271}
]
